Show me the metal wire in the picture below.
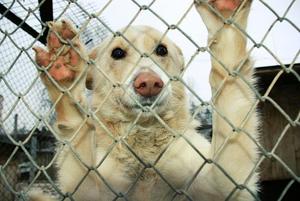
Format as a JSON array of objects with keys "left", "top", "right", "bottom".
[{"left": 0, "top": 0, "right": 299, "bottom": 201}]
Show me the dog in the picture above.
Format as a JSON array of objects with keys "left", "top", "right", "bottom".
[{"left": 30, "top": 0, "right": 259, "bottom": 200}]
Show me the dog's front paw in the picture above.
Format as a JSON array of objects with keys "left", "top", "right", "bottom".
[
  {"left": 195, "top": 0, "right": 252, "bottom": 35},
  {"left": 195, "top": 0, "right": 247, "bottom": 16},
  {"left": 33, "top": 20, "right": 87, "bottom": 85},
  {"left": 209, "top": 0, "right": 241, "bottom": 12}
]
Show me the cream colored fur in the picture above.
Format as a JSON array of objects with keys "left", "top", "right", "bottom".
[{"left": 30, "top": 0, "right": 259, "bottom": 200}]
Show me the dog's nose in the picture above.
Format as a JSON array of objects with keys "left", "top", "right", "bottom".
[{"left": 134, "top": 72, "right": 164, "bottom": 97}]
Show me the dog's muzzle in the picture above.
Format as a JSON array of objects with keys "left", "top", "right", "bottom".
[{"left": 133, "top": 71, "right": 164, "bottom": 97}]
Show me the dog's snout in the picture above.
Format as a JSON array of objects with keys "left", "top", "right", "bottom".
[{"left": 134, "top": 72, "right": 164, "bottom": 97}]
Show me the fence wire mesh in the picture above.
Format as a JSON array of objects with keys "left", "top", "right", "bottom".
[{"left": 0, "top": 0, "right": 299, "bottom": 201}]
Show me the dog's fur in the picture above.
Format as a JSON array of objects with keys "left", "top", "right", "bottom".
[{"left": 31, "top": 0, "right": 259, "bottom": 200}]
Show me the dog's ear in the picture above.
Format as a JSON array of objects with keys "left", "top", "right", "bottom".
[
  {"left": 85, "top": 48, "right": 98, "bottom": 90},
  {"left": 173, "top": 43, "right": 185, "bottom": 71},
  {"left": 86, "top": 68, "right": 94, "bottom": 90}
]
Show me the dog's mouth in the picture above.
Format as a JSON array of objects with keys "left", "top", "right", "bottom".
[
  {"left": 133, "top": 96, "right": 163, "bottom": 109},
  {"left": 119, "top": 93, "right": 167, "bottom": 113}
]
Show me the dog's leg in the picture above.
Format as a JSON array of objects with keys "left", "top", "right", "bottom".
[
  {"left": 27, "top": 190, "right": 57, "bottom": 201},
  {"left": 33, "top": 20, "right": 89, "bottom": 132},
  {"left": 193, "top": 0, "right": 259, "bottom": 200},
  {"left": 32, "top": 20, "right": 97, "bottom": 200}
]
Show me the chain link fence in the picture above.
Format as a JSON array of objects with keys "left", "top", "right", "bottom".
[{"left": 0, "top": 0, "right": 299, "bottom": 200}]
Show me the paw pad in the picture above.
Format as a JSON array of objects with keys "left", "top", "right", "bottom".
[
  {"left": 209, "top": 0, "right": 241, "bottom": 11},
  {"left": 34, "top": 20, "right": 82, "bottom": 82}
]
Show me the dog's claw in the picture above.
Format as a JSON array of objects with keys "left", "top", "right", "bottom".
[
  {"left": 61, "top": 20, "right": 77, "bottom": 40},
  {"left": 33, "top": 46, "right": 51, "bottom": 67}
]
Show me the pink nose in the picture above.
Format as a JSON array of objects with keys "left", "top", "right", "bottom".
[{"left": 134, "top": 72, "right": 164, "bottom": 97}]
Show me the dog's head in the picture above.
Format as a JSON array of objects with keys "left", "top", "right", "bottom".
[{"left": 89, "top": 26, "right": 187, "bottom": 119}]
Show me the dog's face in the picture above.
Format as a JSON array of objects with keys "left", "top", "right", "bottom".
[{"left": 90, "top": 26, "right": 186, "bottom": 118}]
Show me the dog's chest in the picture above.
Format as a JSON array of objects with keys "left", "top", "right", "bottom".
[
  {"left": 125, "top": 127, "right": 172, "bottom": 174},
  {"left": 112, "top": 125, "right": 172, "bottom": 178}
]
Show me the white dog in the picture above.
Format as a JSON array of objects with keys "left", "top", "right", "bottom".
[{"left": 31, "top": 0, "right": 259, "bottom": 200}]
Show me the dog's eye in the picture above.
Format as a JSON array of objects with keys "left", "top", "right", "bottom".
[
  {"left": 111, "top": 48, "right": 126, "bottom": 60},
  {"left": 155, "top": 44, "right": 168, "bottom": 57}
]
